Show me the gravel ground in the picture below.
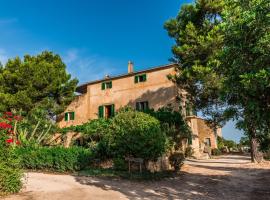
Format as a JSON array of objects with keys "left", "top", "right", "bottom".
[{"left": 3, "top": 155, "right": 270, "bottom": 200}]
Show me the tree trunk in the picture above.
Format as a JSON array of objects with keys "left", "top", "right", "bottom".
[{"left": 249, "top": 129, "right": 263, "bottom": 163}]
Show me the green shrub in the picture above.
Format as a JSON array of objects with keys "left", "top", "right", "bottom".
[
  {"left": 0, "top": 145, "right": 22, "bottom": 195},
  {"left": 0, "top": 116, "right": 23, "bottom": 195},
  {"left": 16, "top": 146, "right": 92, "bottom": 172},
  {"left": 107, "top": 109, "right": 166, "bottom": 161},
  {"left": 113, "top": 157, "right": 127, "bottom": 171},
  {"left": 169, "top": 152, "right": 185, "bottom": 171},
  {"left": 184, "top": 146, "right": 194, "bottom": 158},
  {"left": 145, "top": 107, "right": 192, "bottom": 151},
  {"left": 0, "top": 162, "right": 22, "bottom": 195},
  {"left": 212, "top": 148, "right": 222, "bottom": 156}
]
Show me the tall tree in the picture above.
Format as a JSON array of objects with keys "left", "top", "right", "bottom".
[
  {"left": 221, "top": 0, "right": 270, "bottom": 162},
  {"left": 164, "top": 0, "right": 226, "bottom": 128},
  {"left": 0, "top": 51, "right": 78, "bottom": 117},
  {"left": 165, "top": 0, "right": 270, "bottom": 162}
]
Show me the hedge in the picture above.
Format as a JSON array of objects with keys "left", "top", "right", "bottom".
[{"left": 16, "top": 146, "right": 92, "bottom": 172}]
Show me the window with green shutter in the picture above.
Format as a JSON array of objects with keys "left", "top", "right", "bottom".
[
  {"left": 101, "top": 81, "right": 112, "bottom": 90},
  {"left": 64, "top": 112, "right": 75, "bottom": 121},
  {"left": 98, "top": 106, "right": 104, "bottom": 118},
  {"left": 70, "top": 112, "right": 75, "bottom": 120},
  {"left": 135, "top": 76, "right": 139, "bottom": 83},
  {"left": 136, "top": 101, "right": 149, "bottom": 111},
  {"left": 135, "top": 74, "right": 147, "bottom": 83},
  {"left": 111, "top": 104, "right": 115, "bottom": 117},
  {"left": 101, "top": 82, "right": 105, "bottom": 90}
]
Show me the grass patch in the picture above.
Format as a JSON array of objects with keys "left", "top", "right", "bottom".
[{"left": 78, "top": 168, "right": 175, "bottom": 181}]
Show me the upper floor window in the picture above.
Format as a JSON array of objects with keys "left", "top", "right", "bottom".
[
  {"left": 64, "top": 112, "right": 75, "bottom": 121},
  {"left": 101, "top": 81, "right": 112, "bottom": 90},
  {"left": 136, "top": 101, "right": 149, "bottom": 111},
  {"left": 134, "top": 74, "right": 147, "bottom": 83}
]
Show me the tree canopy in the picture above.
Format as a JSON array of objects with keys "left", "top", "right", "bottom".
[
  {"left": 0, "top": 51, "right": 78, "bottom": 117},
  {"left": 165, "top": 0, "right": 270, "bottom": 162}
]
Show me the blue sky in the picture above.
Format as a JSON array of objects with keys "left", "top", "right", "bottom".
[{"left": 0, "top": 0, "right": 243, "bottom": 142}]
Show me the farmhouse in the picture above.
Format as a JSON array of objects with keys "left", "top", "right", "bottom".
[{"left": 58, "top": 62, "right": 221, "bottom": 157}]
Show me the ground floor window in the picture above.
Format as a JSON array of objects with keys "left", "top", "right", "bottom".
[
  {"left": 98, "top": 104, "right": 115, "bottom": 118},
  {"left": 64, "top": 112, "right": 75, "bottom": 121},
  {"left": 136, "top": 101, "right": 149, "bottom": 111}
]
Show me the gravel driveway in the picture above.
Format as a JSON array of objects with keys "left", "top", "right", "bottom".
[{"left": 3, "top": 155, "right": 270, "bottom": 200}]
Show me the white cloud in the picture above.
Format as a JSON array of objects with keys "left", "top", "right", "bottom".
[{"left": 62, "top": 49, "right": 121, "bottom": 84}]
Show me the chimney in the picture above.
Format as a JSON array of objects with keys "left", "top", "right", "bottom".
[{"left": 128, "top": 61, "right": 134, "bottom": 73}]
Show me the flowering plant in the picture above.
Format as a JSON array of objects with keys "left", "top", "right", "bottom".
[
  {"left": 0, "top": 111, "right": 22, "bottom": 146},
  {"left": 0, "top": 111, "right": 23, "bottom": 194}
]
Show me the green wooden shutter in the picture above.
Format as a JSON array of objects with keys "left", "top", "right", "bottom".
[
  {"left": 98, "top": 106, "right": 104, "bottom": 118},
  {"left": 64, "top": 113, "right": 68, "bottom": 121},
  {"left": 70, "top": 112, "right": 75, "bottom": 120},
  {"left": 145, "top": 101, "right": 149, "bottom": 110},
  {"left": 111, "top": 104, "right": 115, "bottom": 117},
  {"left": 109, "top": 81, "right": 112, "bottom": 88},
  {"left": 136, "top": 102, "right": 140, "bottom": 110},
  {"left": 101, "top": 82, "right": 105, "bottom": 90},
  {"left": 143, "top": 74, "right": 147, "bottom": 82},
  {"left": 134, "top": 75, "right": 138, "bottom": 83}
]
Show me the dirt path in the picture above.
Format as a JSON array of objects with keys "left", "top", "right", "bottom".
[{"left": 3, "top": 155, "right": 270, "bottom": 200}]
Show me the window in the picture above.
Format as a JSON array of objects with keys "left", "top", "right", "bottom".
[
  {"left": 204, "top": 138, "right": 211, "bottom": 147},
  {"left": 134, "top": 74, "right": 147, "bottom": 83},
  {"left": 64, "top": 112, "right": 75, "bottom": 121},
  {"left": 101, "top": 81, "right": 112, "bottom": 90},
  {"left": 98, "top": 104, "right": 115, "bottom": 118},
  {"left": 136, "top": 101, "right": 149, "bottom": 111}
]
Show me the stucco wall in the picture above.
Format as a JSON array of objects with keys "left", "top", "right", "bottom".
[
  {"left": 58, "top": 93, "right": 89, "bottom": 128},
  {"left": 196, "top": 118, "right": 220, "bottom": 149},
  {"left": 186, "top": 116, "right": 222, "bottom": 152}
]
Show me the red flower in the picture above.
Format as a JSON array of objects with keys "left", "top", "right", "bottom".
[
  {"left": 0, "top": 122, "right": 12, "bottom": 129},
  {"left": 7, "top": 118, "right": 13, "bottom": 122},
  {"left": 16, "top": 140, "right": 21, "bottom": 145},
  {"left": 14, "top": 116, "right": 22, "bottom": 121},
  {"left": 4, "top": 112, "right": 13, "bottom": 116},
  {"left": 6, "top": 138, "right": 13, "bottom": 143}
]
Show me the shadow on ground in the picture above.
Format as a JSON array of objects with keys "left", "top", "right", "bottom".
[{"left": 74, "top": 155, "right": 270, "bottom": 200}]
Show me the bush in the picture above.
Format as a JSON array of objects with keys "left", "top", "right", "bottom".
[
  {"left": 0, "top": 113, "right": 23, "bottom": 195},
  {"left": 113, "top": 157, "right": 127, "bottom": 171},
  {"left": 184, "top": 146, "right": 194, "bottom": 158},
  {"left": 0, "top": 145, "right": 22, "bottom": 195},
  {"left": 169, "top": 152, "right": 185, "bottom": 171},
  {"left": 212, "top": 148, "right": 222, "bottom": 156},
  {"left": 16, "top": 146, "right": 92, "bottom": 172},
  {"left": 107, "top": 109, "right": 166, "bottom": 161},
  {"left": 145, "top": 107, "right": 192, "bottom": 151}
]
